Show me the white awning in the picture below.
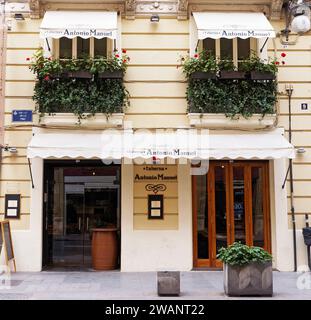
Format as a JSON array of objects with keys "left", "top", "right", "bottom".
[
  {"left": 40, "top": 11, "right": 118, "bottom": 39},
  {"left": 27, "top": 129, "right": 294, "bottom": 160},
  {"left": 27, "top": 132, "right": 103, "bottom": 159},
  {"left": 193, "top": 12, "right": 276, "bottom": 40},
  {"left": 208, "top": 130, "right": 295, "bottom": 159}
]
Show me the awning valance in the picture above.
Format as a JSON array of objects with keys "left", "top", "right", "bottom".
[
  {"left": 193, "top": 12, "right": 276, "bottom": 40},
  {"left": 40, "top": 11, "right": 118, "bottom": 39},
  {"left": 27, "top": 129, "right": 295, "bottom": 160}
]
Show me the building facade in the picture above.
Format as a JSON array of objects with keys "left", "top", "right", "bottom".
[{"left": 0, "top": 0, "right": 310, "bottom": 272}]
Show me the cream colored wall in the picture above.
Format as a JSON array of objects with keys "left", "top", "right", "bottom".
[
  {"left": 1, "top": 8, "right": 311, "bottom": 271},
  {"left": 269, "top": 21, "right": 311, "bottom": 269}
]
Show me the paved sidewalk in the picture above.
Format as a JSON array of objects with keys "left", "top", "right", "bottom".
[{"left": 0, "top": 271, "right": 310, "bottom": 300}]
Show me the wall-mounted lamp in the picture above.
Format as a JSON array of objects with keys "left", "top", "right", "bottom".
[
  {"left": 1, "top": 145, "right": 18, "bottom": 154},
  {"left": 150, "top": 14, "right": 160, "bottom": 23},
  {"left": 14, "top": 13, "right": 25, "bottom": 21},
  {"left": 280, "top": 0, "right": 311, "bottom": 44},
  {"left": 297, "top": 147, "right": 306, "bottom": 154}
]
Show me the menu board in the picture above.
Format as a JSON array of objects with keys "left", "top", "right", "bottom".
[{"left": 2, "top": 221, "right": 14, "bottom": 262}]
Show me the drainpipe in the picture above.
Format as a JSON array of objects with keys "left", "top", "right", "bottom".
[
  {"left": 285, "top": 83, "right": 297, "bottom": 272},
  {"left": 0, "top": 0, "right": 7, "bottom": 194}
]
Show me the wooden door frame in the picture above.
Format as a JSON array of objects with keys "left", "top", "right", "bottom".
[{"left": 192, "top": 160, "right": 271, "bottom": 269}]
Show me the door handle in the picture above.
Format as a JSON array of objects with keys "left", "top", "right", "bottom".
[
  {"left": 78, "top": 217, "right": 81, "bottom": 231},
  {"left": 86, "top": 217, "right": 89, "bottom": 231}
]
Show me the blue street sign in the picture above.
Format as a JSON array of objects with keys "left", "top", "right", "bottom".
[{"left": 12, "top": 110, "right": 33, "bottom": 122}]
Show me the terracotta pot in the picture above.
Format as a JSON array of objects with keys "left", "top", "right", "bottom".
[
  {"left": 91, "top": 228, "right": 118, "bottom": 270},
  {"left": 250, "top": 71, "right": 276, "bottom": 80},
  {"left": 98, "top": 70, "right": 124, "bottom": 79},
  {"left": 219, "top": 71, "right": 246, "bottom": 80},
  {"left": 190, "top": 71, "right": 217, "bottom": 80},
  {"left": 68, "top": 71, "right": 93, "bottom": 79}
]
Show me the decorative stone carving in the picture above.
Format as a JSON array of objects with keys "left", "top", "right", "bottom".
[
  {"left": 177, "top": 0, "right": 188, "bottom": 20},
  {"left": 270, "top": 0, "right": 284, "bottom": 20},
  {"left": 29, "top": 0, "right": 40, "bottom": 19},
  {"left": 125, "top": 0, "right": 136, "bottom": 19}
]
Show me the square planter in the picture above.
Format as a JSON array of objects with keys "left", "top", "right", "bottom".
[
  {"left": 224, "top": 262, "right": 273, "bottom": 297},
  {"left": 68, "top": 71, "right": 93, "bottom": 79},
  {"left": 250, "top": 71, "right": 276, "bottom": 80},
  {"left": 190, "top": 71, "right": 217, "bottom": 80},
  {"left": 303, "top": 227, "right": 311, "bottom": 246},
  {"left": 99, "top": 70, "right": 124, "bottom": 79},
  {"left": 157, "top": 271, "right": 180, "bottom": 296},
  {"left": 219, "top": 71, "right": 246, "bottom": 80}
]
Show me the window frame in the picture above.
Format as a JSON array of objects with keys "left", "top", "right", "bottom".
[
  {"left": 53, "top": 37, "right": 114, "bottom": 59},
  {"left": 198, "top": 38, "right": 257, "bottom": 67}
]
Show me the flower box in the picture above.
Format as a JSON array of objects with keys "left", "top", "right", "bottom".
[
  {"left": 224, "top": 262, "right": 273, "bottom": 297},
  {"left": 219, "top": 71, "right": 246, "bottom": 80},
  {"left": 188, "top": 113, "right": 276, "bottom": 129},
  {"left": 38, "top": 113, "right": 125, "bottom": 128},
  {"left": 250, "top": 71, "right": 276, "bottom": 80},
  {"left": 68, "top": 71, "right": 93, "bottom": 79},
  {"left": 99, "top": 70, "right": 124, "bottom": 79},
  {"left": 190, "top": 71, "right": 217, "bottom": 80}
]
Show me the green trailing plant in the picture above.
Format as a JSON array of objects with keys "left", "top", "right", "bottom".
[
  {"left": 29, "top": 48, "right": 130, "bottom": 121},
  {"left": 239, "top": 53, "right": 279, "bottom": 74},
  {"left": 217, "top": 242, "right": 272, "bottom": 266},
  {"left": 180, "top": 51, "right": 279, "bottom": 118},
  {"left": 180, "top": 50, "right": 218, "bottom": 78}
]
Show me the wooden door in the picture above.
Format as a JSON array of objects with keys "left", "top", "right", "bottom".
[{"left": 192, "top": 161, "right": 271, "bottom": 268}]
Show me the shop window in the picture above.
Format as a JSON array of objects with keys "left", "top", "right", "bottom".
[
  {"left": 201, "top": 38, "right": 256, "bottom": 68},
  {"left": 55, "top": 37, "right": 112, "bottom": 59}
]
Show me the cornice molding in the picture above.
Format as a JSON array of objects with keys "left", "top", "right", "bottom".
[{"left": 270, "top": 0, "right": 284, "bottom": 20}]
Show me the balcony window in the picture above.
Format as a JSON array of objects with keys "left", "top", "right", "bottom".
[{"left": 55, "top": 37, "right": 111, "bottom": 59}]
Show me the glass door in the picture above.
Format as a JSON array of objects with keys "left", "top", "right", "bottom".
[
  {"left": 193, "top": 161, "right": 271, "bottom": 268},
  {"left": 83, "top": 187, "right": 119, "bottom": 266}
]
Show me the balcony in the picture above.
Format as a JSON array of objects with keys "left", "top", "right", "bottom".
[
  {"left": 181, "top": 52, "right": 279, "bottom": 129},
  {"left": 29, "top": 49, "right": 129, "bottom": 127}
]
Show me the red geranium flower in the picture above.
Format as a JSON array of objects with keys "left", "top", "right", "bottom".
[
  {"left": 26, "top": 57, "right": 30, "bottom": 61},
  {"left": 115, "top": 54, "right": 120, "bottom": 58},
  {"left": 122, "top": 49, "right": 127, "bottom": 54},
  {"left": 44, "top": 75, "right": 50, "bottom": 81},
  {"left": 281, "top": 53, "right": 286, "bottom": 58},
  {"left": 282, "top": 61, "right": 286, "bottom": 65},
  {"left": 275, "top": 61, "right": 280, "bottom": 65},
  {"left": 123, "top": 59, "right": 127, "bottom": 63},
  {"left": 194, "top": 54, "right": 198, "bottom": 58}
]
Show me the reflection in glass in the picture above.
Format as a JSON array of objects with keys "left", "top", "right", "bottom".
[
  {"left": 238, "top": 38, "right": 251, "bottom": 60},
  {"left": 77, "top": 38, "right": 90, "bottom": 58},
  {"left": 59, "top": 38, "right": 72, "bottom": 59},
  {"left": 215, "top": 166, "right": 227, "bottom": 254},
  {"left": 94, "top": 39, "right": 107, "bottom": 57},
  {"left": 203, "top": 38, "right": 216, "bottom": 56},
  {"left": 220, "top": 39, "right": 233, "bottom": 59},
  {"left": 196, "top": 175, "right": 208, "bottom": 259},
  {"left": 252, "top": 167, "right": 265, "bottom": 247},
  {"left": 233, "top": 167, "right": 245, "bottom": 244}
]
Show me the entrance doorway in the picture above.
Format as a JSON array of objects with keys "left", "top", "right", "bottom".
[
  {"left": 42, "top": 161, "right": 121, "bottom": 268},
  {"left": 192, "top": 161, "right": 271, "bottom": 268}
]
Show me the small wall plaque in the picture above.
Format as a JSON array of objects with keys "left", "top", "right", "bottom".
[
  {"left": 301, "top": 103, "right": 308, "bottom": 111},
  {"left": 5, "top": 194, "right": 21, "bottom": 219},
  {"left": 148, "top": 194, "right": 164, "bottom": 220}
]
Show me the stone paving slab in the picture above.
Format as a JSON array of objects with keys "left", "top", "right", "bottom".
[{"left": 0, "top": 271, "right": 309, "bottom": 300}]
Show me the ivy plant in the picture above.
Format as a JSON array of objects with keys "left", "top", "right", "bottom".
[
  {"left": 217, "top": 242, "right": 272, "bottom": 266},
  {"left": 29, "top": 48, "right": 130, "bottom": 121},
  {"left": 181, "top": 51, "right": 279, "bottom": 118}
]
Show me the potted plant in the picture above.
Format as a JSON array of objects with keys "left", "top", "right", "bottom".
[
  {"left": 217, "top": 242, "right": 273, "bottom": 297},
  {"left": 180, "top": 51, "right": 218, "bottom": 80},
  {"left": 218, "top": 58, "right": 246, "bottom": 80},
  {"left": 239, "top": 54, "right": 279, "bottom": 80}
]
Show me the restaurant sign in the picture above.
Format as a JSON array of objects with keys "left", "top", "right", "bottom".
[{"left": 40, "top": 29, "right": 117, "bottom": 39}]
